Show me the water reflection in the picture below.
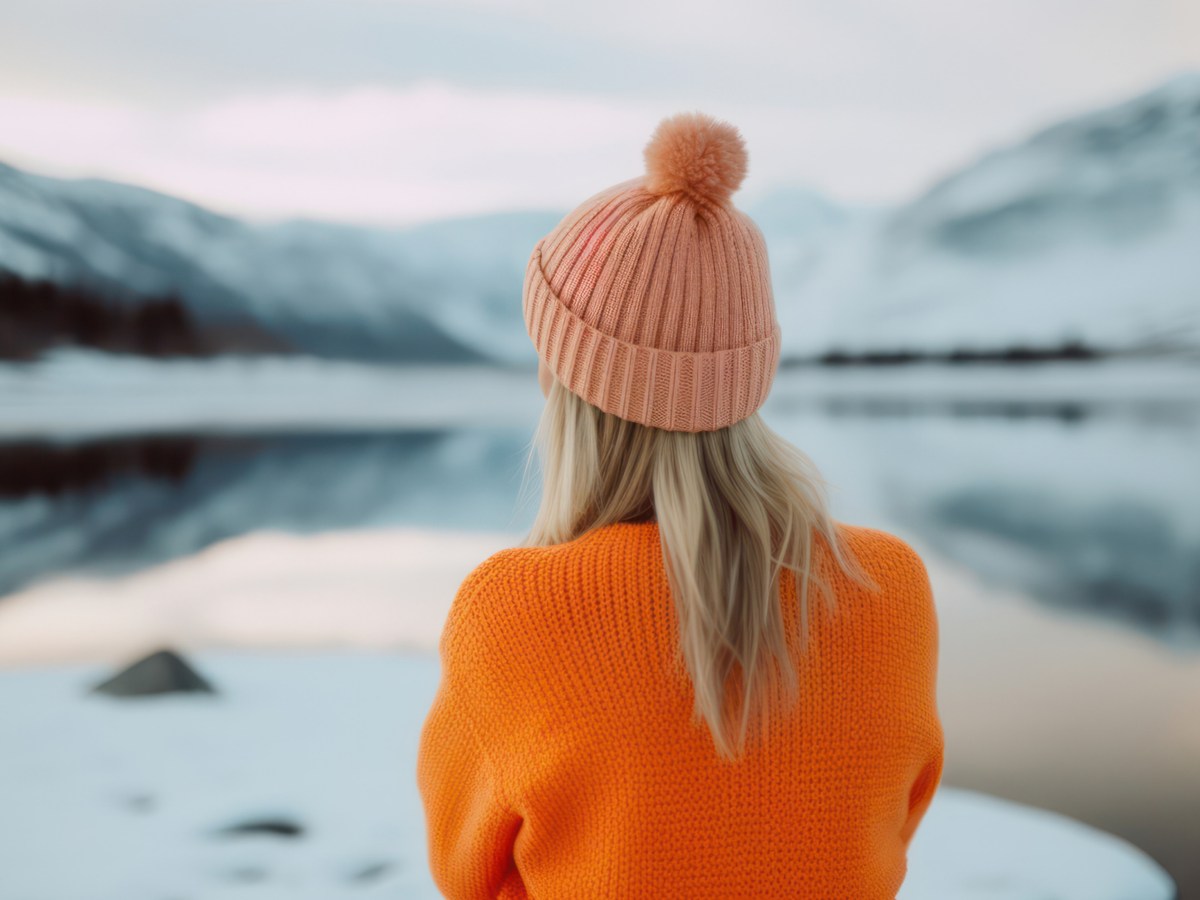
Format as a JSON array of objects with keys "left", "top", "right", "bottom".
[
  {"left": 929, "top": 489, "right": 1200, "bottom": 638},
  {"left": 1, "top": 398, "right": 1197, "bottom": 651},
  {"left": 2, "top": 390, "right": 1198, "bottom": 894},
  {"left": 0, "top": 430, "right": 535, "bottom": 597},
  {"left": 0, "top": 436, "right": 201, "bottom": 497}
]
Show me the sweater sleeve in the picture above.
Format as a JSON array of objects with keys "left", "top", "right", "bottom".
[
  {"left": 900, "top": 733, "right": 944, "bottom": 849},
  {"left": 894, "top": 539, "right": 946, "bottom": 851},
  {"left": 417, "top": 555, "right": 524, "bottom": 899}
]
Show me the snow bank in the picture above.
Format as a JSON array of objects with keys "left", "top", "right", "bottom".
[
  {"left": 1, "top": 349, "right": 1197, "bottom": 440},
  {"left": 901, "top": 789, "right": 1175, "bottom": 899},
  {"left": 0, "top": 526, "right": 1180, "bottom": 897},
  {"left": 0, "top": 651, "right": 1173, "bottom": 899},
  {"left": 0, "top": 351, "right": 545, "bottom": 439}
]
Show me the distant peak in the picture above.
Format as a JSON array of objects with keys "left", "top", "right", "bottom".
[{"left": 1151, "top": 69, "right": 1200, "bottom": 100}]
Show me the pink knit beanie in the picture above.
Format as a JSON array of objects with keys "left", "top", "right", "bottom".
[{"left": 522, "top": 111, "right": 781, "bottom": 433}]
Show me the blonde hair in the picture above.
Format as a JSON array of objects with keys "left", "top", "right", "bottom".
[{"left": 517, "top": 375, "right": 879, "bottom": 761}]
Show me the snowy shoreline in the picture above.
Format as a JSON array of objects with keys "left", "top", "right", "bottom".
[
  {"left": 0, "top": 649, "right": 1175, "bottom": 899},
  {"left": 0, "top": 350, "right": 1197, "bottom": 440},
  {"left": 0, "top": 526, "right": 1185, "bottom": 898}
]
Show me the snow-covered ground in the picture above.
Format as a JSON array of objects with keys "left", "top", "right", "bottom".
[
  {"left": 0, "top": 352, "right": 545, "bottom": 438},
  {"left": 1, "top": 349, "right": 1197, "bottom": 439},
  {"left": 0, "top": 351, "right": 1195, "bottom": 896},
  {"left": 0, "top": 526, "right": 1186, "bottom": 898},
  {"left": 0, "top": 650, "right": 1175, "bottom": 900}
]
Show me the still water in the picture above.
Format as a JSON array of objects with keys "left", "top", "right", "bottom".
[{"left": 1, "top": 360, "right": 1198, "bottom": 892}]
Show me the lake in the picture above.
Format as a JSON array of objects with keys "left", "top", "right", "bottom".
[{"left": 1, "top": 352, "right": 1198, "bottom": 894}]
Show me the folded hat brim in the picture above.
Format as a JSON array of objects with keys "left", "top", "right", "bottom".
[{"left": 524, "top": 240, "right": 781, "bottom": 433}]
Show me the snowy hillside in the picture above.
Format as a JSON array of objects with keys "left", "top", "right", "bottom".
[
  {"left": 776, "top": 73, "right": 1200, "bottom": 358},
  {"left": 0, "top": 163, "right": 558, "bottom": 362},
  {"left": 1, "top": 74, "right": 1197, "bottom": 362}
]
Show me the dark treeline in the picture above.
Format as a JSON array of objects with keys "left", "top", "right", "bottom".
[
  {"left": 782, "top": 338, "right": 1104, "bottom": 368},
  {"left": 0, "top": 272, "right": 288, "bottom": 361}
]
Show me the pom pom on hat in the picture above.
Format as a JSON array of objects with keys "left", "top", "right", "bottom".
[
  {"left": 523, "top": 108, "right": 779, "bottom": 431},
  {"left": 642, "top": 111, "right": 748, "bottom": 206}
]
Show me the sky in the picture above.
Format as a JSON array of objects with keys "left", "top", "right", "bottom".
[{"left": 1, "top": 0, "right": 1197, "bottom": 226}]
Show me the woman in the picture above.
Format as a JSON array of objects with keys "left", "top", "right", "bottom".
[{"left": 417, "top": 111, "right": 944, "bottom": 898}]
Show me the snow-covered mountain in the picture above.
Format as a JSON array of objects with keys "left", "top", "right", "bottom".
[
  {"left": 0, "top": 164, "right": 560, "bottom": 362},
  {"left": 775, "top": 72, "right": 1200, "bottom": 359},
  {"left": 1, "top": 73, "right": 1197, "bottom": 363}
]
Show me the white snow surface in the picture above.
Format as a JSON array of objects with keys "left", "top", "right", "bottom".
[
  {"left": 1, "top": 349, "right": 1197, "bottom": 440},
  {"left": 0, "top": 351, "right": 546, "bottom": 438},
  {"left": 0, "top": 526, "right": 1183, "bottom": 897},
  {"left": 0, "top": 649, "right": 1174, "bottom": 900}
]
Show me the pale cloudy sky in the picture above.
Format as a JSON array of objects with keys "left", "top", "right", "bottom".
[{"left": 1, "top": 0, "right": 1196, "bottom": 225}]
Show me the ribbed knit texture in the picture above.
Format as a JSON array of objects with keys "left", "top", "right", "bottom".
[
  {"left": 522, "top": 172, "right": 782, "bottom": 433},
  {"left": 417, "top": 521, "right": 944, "bottom": 898}
]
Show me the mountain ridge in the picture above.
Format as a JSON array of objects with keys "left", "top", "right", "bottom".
[{"left": 2, "top": 72, "right": 1197, "bottom": 363}]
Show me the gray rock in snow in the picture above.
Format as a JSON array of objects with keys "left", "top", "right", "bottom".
[
  {"left": 214, "top": 817, "right": 304, "bottom": 839},
  {"left": 90, "top": 648, "right": 216, "bottom": 698}
]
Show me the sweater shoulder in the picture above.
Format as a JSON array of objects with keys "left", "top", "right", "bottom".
[
  {"left": 831, "top": 522, "right": 938, "bottom": 643},
  {"left": 835, "top": 522, "right": 931, "bottom": 590},
  {"left": 445, "top": 524, "right": 655, "bottom": 642},
  {"left": 456, "top": 543, "right": 543, "bottom": 595},
  {"left": 462, "top": 522, "right": 649, "bottom": 584},
  {"left": 440, "top": 545, "right": 540, "bottom": 649}
]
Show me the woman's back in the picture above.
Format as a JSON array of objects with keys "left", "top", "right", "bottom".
[{"left": 417, "top": 519, "right": 944, "bottom": 898}]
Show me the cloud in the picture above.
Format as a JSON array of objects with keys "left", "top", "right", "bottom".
[
  {"left": 0, "top": 83, "right": 654, "bottom": 223},
  {"left": 0, "top": 79, "right": 1012, "bottom": 224},
  {"left": 1, "top": 0, "right": 1194, "bottom": 223}
]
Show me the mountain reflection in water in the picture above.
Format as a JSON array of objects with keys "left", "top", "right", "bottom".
[{"left": 1, "top": 395, "right": 1196, "bottom": 651}]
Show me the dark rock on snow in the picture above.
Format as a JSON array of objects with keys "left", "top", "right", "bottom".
[
  {"left": 90, "top": 648, "right": 216, "bottom": 698},
  {"left": 349, "top": 861, "right": 394, "bottom": 883},
  {"left": 214, "top": 817, "right": 305, "bottom": 839}
]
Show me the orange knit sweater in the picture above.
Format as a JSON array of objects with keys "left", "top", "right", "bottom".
[{"left": 417, "top": 520, "right": 943, "bottom": 898}]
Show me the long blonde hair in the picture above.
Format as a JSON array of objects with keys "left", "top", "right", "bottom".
[{"left": 517, "top": 375, "right": 879, "bottom": 761}]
